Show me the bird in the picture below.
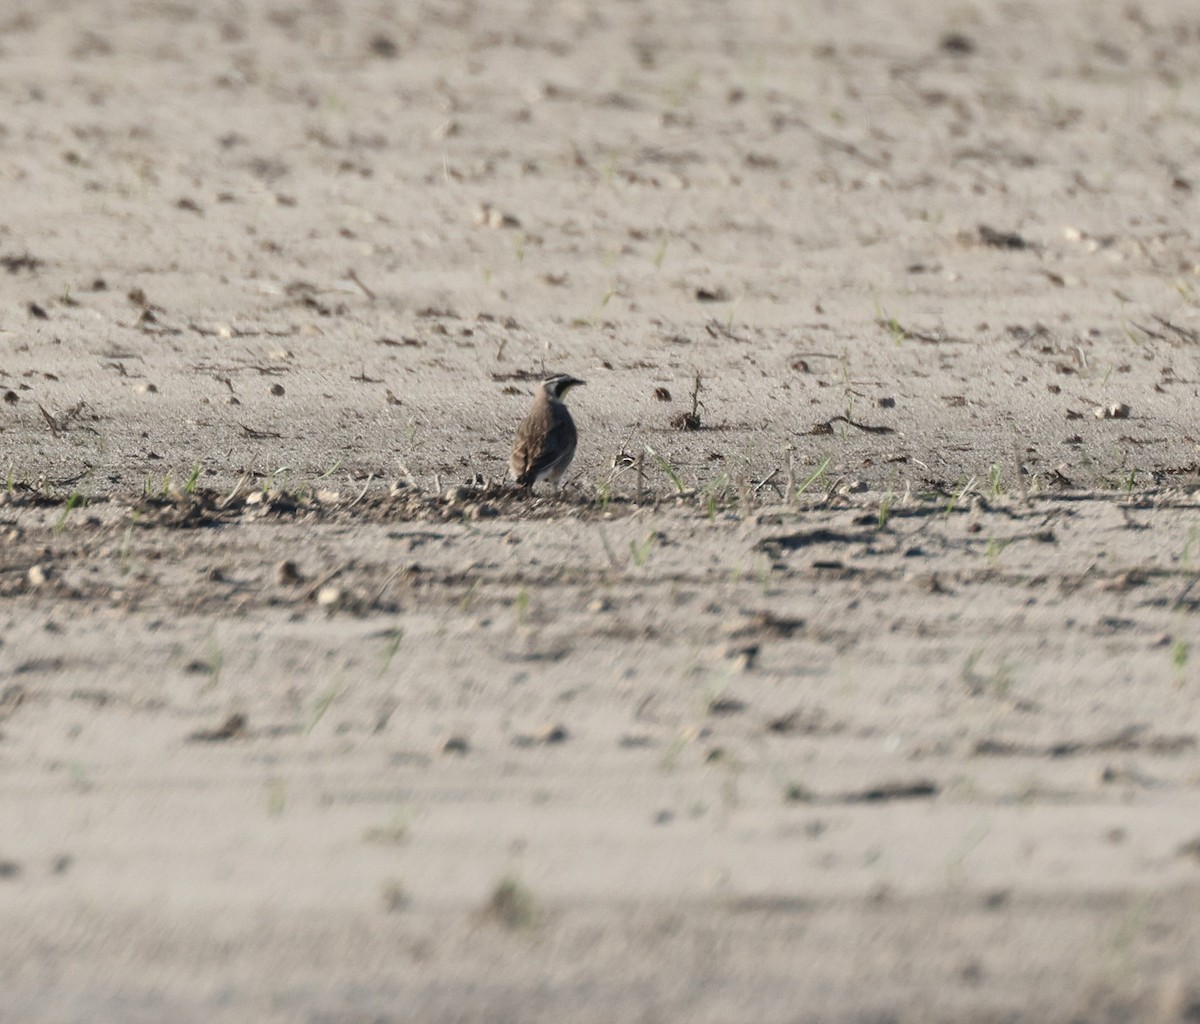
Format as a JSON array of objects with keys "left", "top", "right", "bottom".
[{"left": 509, "top": 373, "right": 585, "bottom": 492}]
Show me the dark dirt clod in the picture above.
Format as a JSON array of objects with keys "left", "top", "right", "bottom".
[
  {"left": 187, "top": 713, "right": 250, "bottom": 743},
  {"left": 939, "top": 32, "right": 975, "bottom": 54},
  {"left": 1, "top": 253, "right": 42, "bottom": 274},
  {"left": 977, "top": 224, "right": 1028, "bottom": 250}
]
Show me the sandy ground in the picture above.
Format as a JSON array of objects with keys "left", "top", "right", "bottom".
[{"left": 3, "top": 1, "right": 1200, "bottom": 1021}]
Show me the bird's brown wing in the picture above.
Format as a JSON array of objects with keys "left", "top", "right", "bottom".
[{"left": 511, "top": 402, "right": 577, "bottom": 486}]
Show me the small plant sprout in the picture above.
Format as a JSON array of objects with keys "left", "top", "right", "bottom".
[
  {"left": 119, "top": 519, "right": 136, "bottom": 574},
  {"left": 660, "top": 729, "right": 690, "bottom": 772},
  {"left": 755, "top": 553, "right": 773, "bottom": 594},
  {"left": 316, "top": 459, "right": 343, "bottom": 481},
  {"left": 795, "top": 456, "right": 832, "bottom": 499},
  {"left": 984, "top": 535, "right": 1010, "bottom": 564},
  {"left": 725, "top": 292, "right": 744, "bottom": 332},
  {"left": 873, "top": 297, "right": 908, "bottom": 346},
  {"left": 514, "top": 588, "right": 530, "bottom": 627},
  {"left": 945, "top": 821, "right": 991, "bottom": 887},
  {"left": 459, "top": 581, "right": 478, "bottom": 612},
  {"left": 877, "top": 489, "right": 895, "bottom": 529},
  {"left": 53, "top": 491, "right": 85, "bottom": 536},
  {"left": 266, "top": 778, "right": 287, "bottom": 817},
  {"left": 68, "top": 759, "right": 90, "bottom": 791},
  {"left": 404, "top": 417, "right": 426, "bottom": 451},
  {"left": 703, "top": 472, "right": 731, "bottom": 518},
  {"left": 1182, "top": 527, "right": 1198, "bottom": 572},
  {"left": 646, "top": 445, "right": 685, "bottom": 494},
  {"left": 377, "top": 628, "right": 403, "bottom": 676},
  {"left": 653, "top": 232, "right": 669, "bottom": 270},
  {"left": 1173, "top": 640, "right": 1189, "bottom": 687},
  {"left": 962, "top": 649, "right": 1014, "bottom": 698},
  {"left": 987, "top": 464, "right": 1004, "bottom": 498},
  {"left": 944, "top": 476, "right": 977, "bottom": 518},
  {"left": 200, "top": 630, "right": 224, "bottom": 691},
  {"left": 1104, "top": 896, "right": 1151, "bottom": 988},
  {"left": 573, "top": 285, "right": 617, "bottom": 327},
  {"left": 305, "top": 676, "right": 346, "bottom": 735},
  {"left": 184, "top": 463, "right": 203, "bottom": 494},
  {"left": 363, "top": 810, "right": 413, "bottom": 845},
  {"left": 630, "top": 531, "right": 657, "bottom": 567}
]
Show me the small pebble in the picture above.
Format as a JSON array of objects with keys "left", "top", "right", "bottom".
[
  {"left": 473, "top": 203, "right": 520, "bottom": 229},
  {"left": 316, "top": 585, "right": 343, "bottom": 607}
]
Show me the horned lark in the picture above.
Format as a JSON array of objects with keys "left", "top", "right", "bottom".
[{"left": 510, "top": 373, "right": 585, "bottom": 492}]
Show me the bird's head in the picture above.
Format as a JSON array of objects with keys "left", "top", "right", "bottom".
[{"left": 542, "top": 374, "right": 586, "bottom": 400}]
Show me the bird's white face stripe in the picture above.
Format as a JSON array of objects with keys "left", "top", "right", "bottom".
[{"left": 543, "top": 374, "right": 585, "bottom": 400}]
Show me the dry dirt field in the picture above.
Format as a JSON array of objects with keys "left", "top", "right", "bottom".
[{"left": 3, "top": 1, "right": 1200, "bottom": 1021}]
